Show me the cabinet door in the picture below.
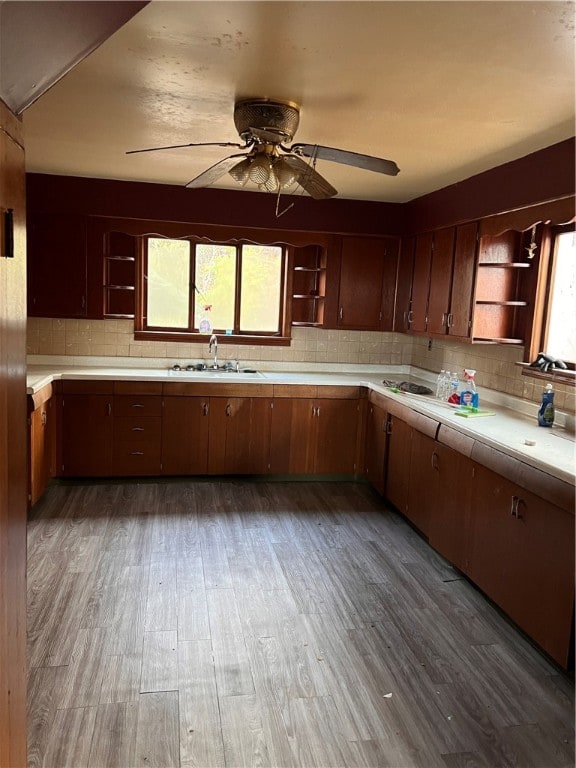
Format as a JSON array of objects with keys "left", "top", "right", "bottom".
[
  {"left": 406, "top": 430, "right": 437, "bottom": 536},
  {"left": 269, "top": 398, "right": 316, "bottom": 474},
  {"left": 364, "top": 402, "right": 388, "bottom": 494},
  {"left": 314, "top": 398, "right": 359, "bottom": 474},
  {"left": 29, "top": 399, "right": 56, "bottom": 505},
  {"left": 385, "top": 415, "right": 412, "bottom": 514},
  {"left": 162, "top": 396, "right": 209, "bottom": 475},
  {"left": 27, "top": 212, "right": 87, "bottom": 318},
  {"left": 468, "top": 464, "right": 575, "bottom": 667},
  {"left": 337, "top": 236, "right": 398, "bottom": 330},
  {"left": 410, "top": 232, "right": 433, "bottom": 334},
  {"left": 448, "top": 221, "right": 478, "bottom": 339},
  {"left": 60, "top": 394, "right": 113, "bottom": 476},
  {"left": 208, "top": 397, "right": 271, "bottom": 475},
  {"left": 427, "top": 227, "right": 455, "bottom": 335},
  {"left": 427, "top": 443, "right": 474, "bottom": 571},
  {"left": 394, "top": 237, "right": 415, "bottom": 333}
]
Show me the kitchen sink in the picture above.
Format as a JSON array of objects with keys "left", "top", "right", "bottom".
[{"left": 168, "top": 365, "right": 262, "bottom": 377}]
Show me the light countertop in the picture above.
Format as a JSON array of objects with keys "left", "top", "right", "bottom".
[{"left": 26, "top": 360, "right": 575, "bottom": 485}]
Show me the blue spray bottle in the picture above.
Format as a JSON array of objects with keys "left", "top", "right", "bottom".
[{"left": 537, "top": 383, "right": 555, "bottom": 427}]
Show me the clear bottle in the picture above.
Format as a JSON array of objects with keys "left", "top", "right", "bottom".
[
  {"left": 537, "top": 383, "right": 555, "bottom": 427},
  {"left": 436, "top": 369, "right": 446, "bottom": 399},
  {"left": 448, "top": 371, "right": 461, "bottom": 404}
]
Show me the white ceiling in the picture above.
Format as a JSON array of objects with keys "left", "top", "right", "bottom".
[{"left": 22, "top": 1, "right": 576, "bottom": 203}]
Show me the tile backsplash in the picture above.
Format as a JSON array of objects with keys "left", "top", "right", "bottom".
[{"left": 27, "top": 317, "right": 575, "bottom": 415}]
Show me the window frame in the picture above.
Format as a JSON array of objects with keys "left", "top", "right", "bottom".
[
  {"left": 519, "top": 221, "right": 576, "bottom": 385},
  {"left": 135, "top": 235, "right": 293, "bottom": 345}
]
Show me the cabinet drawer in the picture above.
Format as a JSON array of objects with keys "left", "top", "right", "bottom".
[
  {"left": 114, "top": 395, "right": 162, "bottom": 417},
  {"left": 114, "top": 381, "right": 162, "bottom": 395},
  {"left": 114, "top": 417, "right": 162, "bottom": 443},
  {"left": 112, "top": 442, "right": 162, "bottom": 475}
]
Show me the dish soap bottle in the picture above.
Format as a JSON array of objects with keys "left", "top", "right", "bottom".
[
  {"left": 538, "top": 383, "right": 555, "bottom": 427},
  {"left": 198, "top": 304, "right": 213, "bottom": 334},
  {"left": 459, "top": 369, "right": 479, "bottom": 409}
]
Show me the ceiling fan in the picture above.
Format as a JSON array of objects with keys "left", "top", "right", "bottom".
[{"left": 126, "top": 98, "right": 400, "bottom": 200}]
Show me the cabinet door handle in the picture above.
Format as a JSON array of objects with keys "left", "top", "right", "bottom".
[
  {"left": 107, "top": 402, "right": 112, "bottom": 417},
  {"left": 407, "top": 310, "right": 414, "bottom": 325},
  {"left": 202, "top": 402, "right": 209, "bottom": 416},
  {"left": 41, "top": 411, "right": 47, "bottom": 427},
  {"left": 385, "top": 417, "right": 392, "bottom": 435},
  {"left": 431, "top": 451, "right": 439, "bottom": 470},
  {"left": 441, "top": 312, "right": 447, "bottom": 328},
  {"left": 226, "top": 403, "right": 232, "bottom": 417},
  {"left": 316, "top": 405, "right": 321, "bottom": 417},
  {"left": 447, "top": 313, "right": 454, "bottom": 328},
  {"left": 510, "top": 495, "right": 519, "bottom": 518},
  {"left": 339, "top": 307, "right": 343, "bottom": 320}
]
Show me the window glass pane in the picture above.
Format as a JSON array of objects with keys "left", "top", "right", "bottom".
[
  {"left": 240, "top": 245, "right": 282, "bottom": 332},
  {"left": 147, "top": 238, "right": 190, "bottom": 328},
  {"left": 194, "top": 244, "right": 236, "bottom": 331},
  {"left": 546, "top": 230, "right": 576, "bottom": 364}
]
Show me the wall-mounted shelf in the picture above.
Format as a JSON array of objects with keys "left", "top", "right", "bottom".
[
  {"left": 291, "top": 245, "right": 326, "bottom": 327},
  {"left": 103, "top": 231, "right": 136, "bottom": 318},
  {"left": 472, "top": 230, "right": 533, "bottom": 344}
]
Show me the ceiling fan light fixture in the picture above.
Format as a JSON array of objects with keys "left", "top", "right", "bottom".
[
  {"left": 247, "top": 154, "right": 273, "bottom": 185},
  {"left": 228, "top": 158, "right": 252, "bottom": 186},
  {"left": 274, "top": 157, "right": 300, "bottom": 190}
]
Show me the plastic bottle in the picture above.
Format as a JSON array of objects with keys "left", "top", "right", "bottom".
[
  {"left": 198, "top": 304, "right": 213, "bottom": 334},
  {"left": 448, "top": 372, "right": 461, "bottom": 404},
  {"left": 459, "top": 369, "right": 479, "bottom": 409},
  {"left": 537, "top": 383, "right": 555, "bottom": 427},
  {"left": 436, "top": 370, "right": 446, "bottom": 399}
]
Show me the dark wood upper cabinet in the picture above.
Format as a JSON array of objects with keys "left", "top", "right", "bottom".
[
  {"left": 27, "top": 212, "right": 88, "bottom": 318},
  {"left": 325, "top": 235, "right": 400, "bottom": 330},
  {"left": 409, "top": 232, "right": 433, "bottom": 334},
  {"left": 427, "top": 227, "right": 455, "bottom": 335},
  {"left": 394, "top": 236, "right": 415, "bottom": 333},
  {"left": 448, "top": 221, "right": 478, "bottom": 339}
]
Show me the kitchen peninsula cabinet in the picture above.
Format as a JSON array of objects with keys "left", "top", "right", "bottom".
[
  {"left": 325, "top": 235, "right": 399, "bottom": 330},
  {"left": 467, "top": 462, "right": 574, "bottom": 668},
  {"left": 269, "top": 386, "right": 362, "bottom": 474},
  {"left": 28, "top": 386, "right": 56, "bottom": 505}
]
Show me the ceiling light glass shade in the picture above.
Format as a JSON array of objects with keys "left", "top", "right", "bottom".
[
  {"left": 248, "top": 154, "right": 273, "bottom": 185},
  {"left": 259, "top": 168, "right": 279, "bottom": 192},
  {"left": 228, "top": 158, "right": 252, "bottom": 186},
  {"left": 275, "top": 158, "right": 300, "bottom": 189}
]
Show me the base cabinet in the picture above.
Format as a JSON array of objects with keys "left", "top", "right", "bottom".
[
  {"left": 269, "top": 393, "right": 361, "bottom": 475},
  {"left": 60, "top": 391, "right": 113, "bottom": 476},
  {"left": 385, "top": 415, "right": 412, "bottom": 514},
  {"left": 28, "top": 393, "right": 56, "bottom": 505},
  {"left": 162, "top": 396, "right": 210, "bottom": 475},
  {"left": 467, "top": 464, "right": 575, "bottom": 668},
  {"left": 364, "top": 399, "right": 388, "bottom": 494},
  {"left": 208, "top": 397, "right": 272, "bottom": 475}
]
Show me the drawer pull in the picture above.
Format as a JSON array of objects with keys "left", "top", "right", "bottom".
[
  {"left": 130, "top": 451, "right": 144, "bottom": 456},
  {"left": 132, "top": 427, "right": 145, "bottom": 432},
  {"left": 131, "top": 403, "right": 145, "bottom": 408}
]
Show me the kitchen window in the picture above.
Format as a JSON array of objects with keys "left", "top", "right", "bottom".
[
  {"left": 521, "top": 222, "right": 576, "bottom": 380},
  {"left": 136, "top": 236, "right": 291, "bottom": 344}
]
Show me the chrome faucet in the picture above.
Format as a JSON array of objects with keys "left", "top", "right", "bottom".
[{"left": 208, "top": 333, "right": 218, "bottom": 368}]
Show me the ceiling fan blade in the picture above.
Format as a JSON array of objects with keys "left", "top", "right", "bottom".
[
  {"left": 282, "top": 155, "right": 337, "bottom": 200},
  {"left": 291, "top": 143, "right": 400, "bottom": 176},
  {"left": 126, "top": 141, "right": 247, "bottom": 155},
  {"left": 185, "top": 154, "right": 250, "bottom": 189}
]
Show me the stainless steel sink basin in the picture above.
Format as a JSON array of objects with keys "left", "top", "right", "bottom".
[{"left": 168, "top": 365, "right": 262, "bottom": 378}]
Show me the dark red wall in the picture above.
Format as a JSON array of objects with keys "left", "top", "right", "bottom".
[{"left": 26, "top": 138, "right": 575, "bottom": 236}]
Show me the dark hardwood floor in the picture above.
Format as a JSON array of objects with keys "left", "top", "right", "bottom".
[{"left": 27, "top": 479, "right": 574, "bottom": 768}]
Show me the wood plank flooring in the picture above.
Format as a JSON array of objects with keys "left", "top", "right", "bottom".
[{"left": 27, "top": 479, "right": 574, "bottom": 768}]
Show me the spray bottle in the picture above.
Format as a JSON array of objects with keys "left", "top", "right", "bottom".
[{"left": 459, "top": 369, "right": 479, "bottom": 409}]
